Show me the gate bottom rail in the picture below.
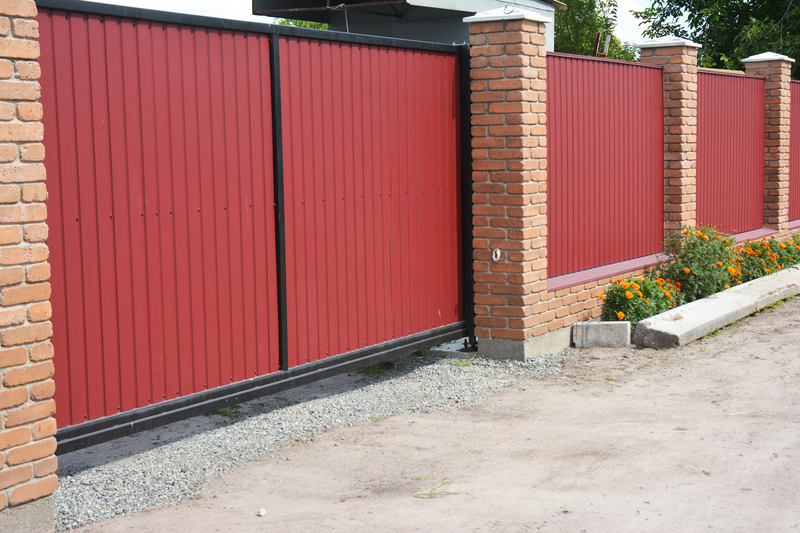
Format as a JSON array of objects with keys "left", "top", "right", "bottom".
[{"left": 55, "top": 322, "right": 467, "bottom": 454}]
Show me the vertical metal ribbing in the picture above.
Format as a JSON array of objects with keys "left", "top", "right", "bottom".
[
  {"left": 270, "top": 32, "right": 289, "bottom": 371},
  {"left": 460, "top": 45, "right": 476, "bottom": 350}
]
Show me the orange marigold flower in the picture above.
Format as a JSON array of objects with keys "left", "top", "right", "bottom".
[
  {"left": 625, "top": 291, "right": 633, "bottom": 299},
  {"left": 675, "top": 282, "right": 681, "bottom": 287},
  {"left": 621, "top": 282, "right": 630, "bottom": 289},
  {"left": 766, "top": 268, "right": 771, "bottom": 274},
  {"left": 636, "top": 277, "right": 645, "bottom": 281},
  {"left": 636, "top": 291, "right": 643, "bottom": 298},
  {"left": 716, "top": 262, "right": 722, "bottom": 266},
  {"left": 780, "top": 243, "right": 786, "bottom": 250},
  {"left": 724, "top": 285, "right": 730, "bottom": 289},
  {"left": 598, "top": 294, "right": 605, "bottom": 300},
  {"left": 631, "top": 282, "right": 640, "bottom": 291},
  {"left": 702, "top": 235, "right": 709, "bottom": 241},
  {"left": 617, "top": 311, "right": 625, "bottom": 320},
  {"left": 777, "top": 265, "right": 782, "bottom": 270},
  {"left": 727, "top": 266, "right": 736, "bottom": 275},
  {"left": 683, "top": 268, "right": 690, "bottom": 274}
]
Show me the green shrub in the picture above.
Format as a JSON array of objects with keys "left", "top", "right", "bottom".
[
  {"left": 601, "top": 228, "right": 800, "bottom": 328},
  {"left": 655, "top": 226, "right": 736, "bottom": 302},
  {"left": 732, "top": 235, "right": 800, "bottom": 284},
  {"left": 601, "top": 276, "right": 680, "bottom": 327}
]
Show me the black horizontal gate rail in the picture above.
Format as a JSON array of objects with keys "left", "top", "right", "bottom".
[{"left": 55, "top": 323, "right": 467, "bottom": 454}]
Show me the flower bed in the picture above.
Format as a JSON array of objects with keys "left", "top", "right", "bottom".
[{"left": 601, "top": 227, "right": 800, "bottom": 329}]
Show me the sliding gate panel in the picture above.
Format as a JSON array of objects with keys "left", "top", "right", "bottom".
[
  {"left": 39, "top": 9, "right": 280, "bottom": 428},
  {"left": 280, "top": 36, "right": 463, "bottom": 368}
]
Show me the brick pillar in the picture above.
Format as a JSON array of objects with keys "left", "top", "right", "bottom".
[
  {"left": 743, "top": 52, "right": 795, "bottom": 233},
  {"left": 639, "top": 37, "right": 702, "bottom": 237},
  {"left": 0, "top": 1, "right": 58, "bottom": 530},
  {"left": 464, "top": 7, "right": 550, "bottom": 360}
]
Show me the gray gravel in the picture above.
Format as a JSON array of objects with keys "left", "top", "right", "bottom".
[{"left": 54, "top": 346, "right": 573, "bottom": 531}]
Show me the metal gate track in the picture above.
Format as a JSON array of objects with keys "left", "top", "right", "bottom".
[{"left": 55, "top": 322, "right": 466, "bottom": 454}]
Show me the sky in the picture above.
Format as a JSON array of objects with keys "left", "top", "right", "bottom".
[
  {"left": 87, "top": 0, "right": 654, "bottom": 44},
  {"left": 616, "top": 0, "right": 653, "bottom": 44}
]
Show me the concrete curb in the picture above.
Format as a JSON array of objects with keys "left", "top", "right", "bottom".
[{"left": 633, "top": 264, "right": 800, "bottom": 349}]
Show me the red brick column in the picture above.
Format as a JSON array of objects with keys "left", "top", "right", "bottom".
[
  {"left": 743, "top": 53, "right": 795, "bottom": 233},
  {"left": 639, "top": 38, "right": 702, "bottom": 238},
  {"left": 0, "top": 1, "right": 57, "bottom": 530},
  {"left": 464, "top": 7, "right": 551, "bottom": 360}
]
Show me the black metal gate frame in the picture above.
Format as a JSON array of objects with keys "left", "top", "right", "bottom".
[{"left": 37, "top": 0, "right": 475, "bottom": 454}]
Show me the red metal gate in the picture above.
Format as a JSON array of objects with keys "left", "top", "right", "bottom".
[
  {"left": 279, "top": 36, "right": 463, "bottom": 368},
  {"left": 696, "top": 71, "right": 765, "bottom": 234},
  {"left": 791, "top": 81, "right": 800, "bottom": 223},
  {"left": 546, "top": 53, "right": 663, "bottom": 278},
  {"left": 39, "top": 9, "right": 280, "bottom": 428},
  {"left": 38, "top": 5, "right": 467, "bottom": 441}
]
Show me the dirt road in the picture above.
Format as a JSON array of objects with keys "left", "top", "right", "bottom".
[{"left": 79, "top": 298, "right": 800, "bottom": 533}]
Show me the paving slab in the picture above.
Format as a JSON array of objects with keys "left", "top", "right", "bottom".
[{"left": 573, "top": 321, "right": 630, "bottom": 348}]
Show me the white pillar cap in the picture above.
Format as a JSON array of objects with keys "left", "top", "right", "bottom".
[
  {"left": 742, "top": 52, "right": 795, "bottom": 63},
  {"left": 637, "top": 36, "right": 702, "bottom": 49},
  {"left": 463, "top": 6, "right": 552, "bottom": 24}
]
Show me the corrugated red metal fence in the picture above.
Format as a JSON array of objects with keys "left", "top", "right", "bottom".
[
  {"left": 546, "top": 53, "right": 663, "bottom": 278},
  {"left": 791, "top": 81, "right": 800, "bottom": 222},
  {"left": 696, "top": 71, "right": 765, "bottom": 234},
  {"left": 38, "top": 8, "right": 465, "bottom": 433},
  {"left": 39, "top": 9, "right": 281, "bottom": 427},
  {"left": 280, "top": 36, "right": 462, "bottom": 368}
]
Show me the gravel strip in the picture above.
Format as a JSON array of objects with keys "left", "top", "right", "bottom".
[{"left": 55, "top": 348, "right": 573, "bottom": 531}]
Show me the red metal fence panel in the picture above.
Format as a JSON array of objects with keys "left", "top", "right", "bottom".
[
  {"left": 546, "top": 53, "right": 663, "bottom": 278},
  {"left": 39, "top": 9, "right": 280, "bottom": 428},
  {"left": 280, "top": 36, "right": 463, "bottom": 368},
  {"left": 696, "top": 71, "right": 765, "bottom": 234},
  {"left": 791, "top": 81, "right": 800, "bottom": 222}
]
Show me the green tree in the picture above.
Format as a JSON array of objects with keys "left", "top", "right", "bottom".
[
  {"left": 277, "top": 19, "right": 328, "bottom": 30},
  {"left": 633, "top": 1, "right": 800, "bottom": 77},
  {"left": 555, "top": 0, "right": 639, "bottom": 61}
]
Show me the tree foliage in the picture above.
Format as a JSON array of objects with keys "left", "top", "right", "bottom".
[
  {"left": 633, "top": 1, "right": 800, "bottom": 77},
  {"left": 277, "top": 19, "right": 328, "bottom": 30},
  {"left": 554, "top": 0, "right": 639, "bottom": 61}
]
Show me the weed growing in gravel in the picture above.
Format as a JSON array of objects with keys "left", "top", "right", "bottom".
[
  {"left": 447, "top": 356, "right": 476, "bottom": 367},
  {"left": 206, "top": 405, "right": 242, "bottom": 417},
  {"left": 358, "top": 360, "right": 396, "bottom": 376}
]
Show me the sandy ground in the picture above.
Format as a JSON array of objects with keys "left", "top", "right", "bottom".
[{"left": 73, "top": 297, "right": 800, "bottom": 533}]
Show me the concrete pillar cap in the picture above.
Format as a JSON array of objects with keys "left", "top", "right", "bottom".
[
  {"left": 742, "top": 52, "right": 795, "bottom": 63},
  {"left": 463, "top": 6, "right": 552, "bottom": 24},
  {"left": 637, "top": 36, "right": 701, "bottom": 49}
]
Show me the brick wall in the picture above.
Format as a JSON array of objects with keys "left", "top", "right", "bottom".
[
  {"left": 640, "top": 40, "right": 701, "bottom": 237},
  {"left": 467, "top": 11, "right": 549, "bottom": 359},
  {"left": 466, "top": 14, "right": 800, "bottom": 360},
  {"left": 743, "top": 53, "right": 795, "bottom": 234},
  {"left": 0, "top": 0, "right": 58, "bottom": 522}
]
